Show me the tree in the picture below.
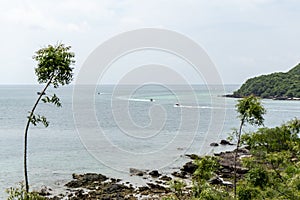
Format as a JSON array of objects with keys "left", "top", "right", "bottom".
[
  {"left": 233, "top": 95, "right": 266, "bottom": 198},
  {"left": 24, "top": 43, "right": 75, "bottom": 193},
  {"left": 238, "top": 119, "right": 300, "bottom": 199}
]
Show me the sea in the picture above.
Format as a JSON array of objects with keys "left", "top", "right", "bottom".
[{"left": 0, "top": 84, "right": 299, "bottom": 198}]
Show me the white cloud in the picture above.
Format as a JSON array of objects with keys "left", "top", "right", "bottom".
[{"left": 0, "top": 0, "right": 300, "bottom": 84}]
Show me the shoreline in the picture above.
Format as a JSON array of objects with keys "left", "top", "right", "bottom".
[
  {"left": 222, "top": 94, "right": 300, "bottom": 101},
  {"left": 38, "top": 141, "right": 243, "bottom": 200}
]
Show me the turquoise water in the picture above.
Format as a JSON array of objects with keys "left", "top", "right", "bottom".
[{"left": 0, "top": 84, "right": 299, "bottom": 197}]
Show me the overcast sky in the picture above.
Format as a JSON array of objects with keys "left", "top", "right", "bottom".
[{"left": 0, "top": 0, "right": 299, "bottom": 85}]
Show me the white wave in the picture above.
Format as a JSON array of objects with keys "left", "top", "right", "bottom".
[
  {"left": 117, "top": 96, "right": 155, "bottom": 102},
  {"left": 96, "top": 92, "right": 112, "bottom": 95},
  {"left": 128, "top": 98, "right": 156, "bottom": 102},
  {"left": 173, "top": 105, "right": 225, "bottom": 109}
]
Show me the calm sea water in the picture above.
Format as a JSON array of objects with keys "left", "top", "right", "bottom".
[{"left": 0, "top": 84, "right": 299, "bottom": 197}]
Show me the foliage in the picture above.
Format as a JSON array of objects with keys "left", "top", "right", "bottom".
[
  {"left": 33, "top": 43, "right": 75, "bottom": 88},
  {"left": 233, "top": 95, "right": 266, "bottom": 197},
  {"left": 167, "top": 179, "right": 187, "bottom": 199},
  {"left": 233, "top": 63, "right": 300, "bottom": 98},
  {"left": 242, "top": 118, "right": 300, "bottom": 153},
  {"left": 238, "top": 119, "right": 300, "bottom": 199},
  {"left": 162, "top": 114, "right": 299, "bottom": 200},
  {"left": 236, "top": 95, "right": 266, "bottom": 126},
  {"left": 6, "top": 182, "right": 45, "bottom": 200},
  {"left": 193, "top": 156, "right": 219, "bottom": 182},
  {"left": 192, "top": 156, "right": 232, "bottom": 199},
  {"left": 23, "top": 43, "right": 75, "bottom": 192}
]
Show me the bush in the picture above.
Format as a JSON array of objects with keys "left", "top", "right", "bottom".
[{"left": 6, "top": 182, "right": 45, "bottom": 200}]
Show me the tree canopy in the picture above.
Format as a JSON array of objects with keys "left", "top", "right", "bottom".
[
  {"left": 33, "top": 43, "right": 75, "bottom": 88},
  {"left": 232, "top": 64, "right": 300, "bottom": 99}
]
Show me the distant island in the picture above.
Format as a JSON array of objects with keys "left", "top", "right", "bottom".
[{"left": 226, "top": 63, "right": 300, "bottom": 100}]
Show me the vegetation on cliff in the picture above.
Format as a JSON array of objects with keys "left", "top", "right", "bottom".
[{"left": 232, "top": 64, "right": 300, "bottom": 99}]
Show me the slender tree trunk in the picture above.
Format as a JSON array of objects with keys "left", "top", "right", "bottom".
[
  {"left": 234, "top": 118, "right": 244, "bottom": 199},
  {"left": 24, "top": 78, "right": 53, "bottom": 193}
]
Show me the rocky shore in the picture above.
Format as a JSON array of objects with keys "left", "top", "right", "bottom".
[
  {"left": 223, "top": 94, "right": 300, "bottom": 101},
  {"left": 42, "top": 141, "right": 249, "bottom": 200}
]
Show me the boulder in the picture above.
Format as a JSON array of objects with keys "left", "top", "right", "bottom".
[
  {"left": 209, "top": 176, "right": 223, "bottom": 184},
  {"left": 220, "top": 139, "right": 233, "bottom": 145},
  {"left": 129, "top": 168, "right": 145, "bottom": 176},
  {"left": 65, "top": 173, "right": 108, "bottom": 188},
  {"left": 160, "top": 175, "right": 172, "bottom": 182},
  {"left": 149, "top": 170, "right": 161, "bottom": 178},
  {"left": 210, "top": 142, "right": 219, "bottom": 147},
  {"left": 185, "top": 154, "right": 200, "bottom": 160},
  {"left": 181, "top": 161, "right": 197, "bottom": 174},
  {"left": 172, "top": 171, "right": 187, "bottom": 179}
]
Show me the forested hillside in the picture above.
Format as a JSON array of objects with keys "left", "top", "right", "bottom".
[{"left": 232, "top": 64, "right": 300, "bottom": 99}]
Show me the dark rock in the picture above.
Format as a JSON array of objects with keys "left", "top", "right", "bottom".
[
  {"left": 160, "top": 175, "right": 172, "bottom": 181},
  {"left": 86, "top": 173, "right": 108, "bottom": 182},
  {"left": 111, "top": 178, "right": 117, "bottom": 182},
  {"left": 129, "top": 168, "right": 145, "bottom": 176},
  {"left": 181, "top": 161, "right": 197, "bottom": 174},
  {"left": 221, "top": 168, "right": 232, "bottom": 174},
  {"left": 236, "top": 166, "right": 249, "bottom": 174},
  {"left": 172, "top": 171, "right": 187, "bottom": 179},
  {"left": 238, "top": 147, "right": 250, "bottom": 154},
  {"left": 105, "top": 183, "right": 125, "bottom": 193},
  {"left": 39, "top": 185, "right": 51, "bottom": 196},
  {"left": 209, "top": 176, "right": 223, "bottom": 184},
  {"left": 223, "top": 94, "right": 236, "bottom": 98},
  {"left": 138, "top": 186, "right": 150, "bottom": 192},
  {"left": 48, "top": 196, "right": 62, "bottom": 200},
  {"left": 74, "top": 189, "right": 86, "bottom": 199},
  {"left": 65, "top": 173, "right": 108, "bottom": 188},
  {"left": 210, "top": 142, "right": 219, "bottom": 147},
  {"left": 147, "top": 183, "right": 169, "bottom": 193},
  {"left": 185, "top": 154, "right": 200, "bottom": 160},
  {"left": 149, "top": 170, "right": 161, "bottom": 178},
  {"left": 220, "top": 139, "right": 233, "bottom": 145}
]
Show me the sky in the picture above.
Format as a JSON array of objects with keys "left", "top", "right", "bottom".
[{"left": 0, "top": 0, "right": 300, "bottom": 85}]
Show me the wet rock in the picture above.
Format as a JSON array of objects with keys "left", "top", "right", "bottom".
[
  {"left": 214, "top": 152, "right": 221, "bottom": 156},
  {"left": 138, "top": 186, "right": 150, "bottom": 192},
  {"left": 129, "top": 168, "right": 145, "bottom": 176},
  {"left": 181, "top": 161, "right": 197, "bottom": 174},
  {"left": 209, "top": 176, "right": 223, "bottom": 184},
  {"left": 65, "top": 173, "right": 108, "bottom": 188},
  {"left": 185, "top": 154, "right": 200, "bottom": 160},
  {"left": 172, "top": 171, "right": 187, "bottom": 179},
  {"left": 149, "top": 170, "right": 161, "bottom": 178},
  {"left": 209, "top": 176, "right": 233, "bottom": 187},
  {"left": 220, "top": 168, "right": 232, "bottom": 174},
  {"left": 236, "top": 166, "right": 249, "bottom": 174},
  {"left": 160, "top": 175, "right": 172, "bottom": 182},
  {"left": 210, "top": 142, "right": 219, "bottom": 147},
  {"left": 237, "top": 147, "right": 250, "bottom": 154},
  {"left": 220, "top": 139, "right": 233, "bottom": 145},
  {"left": 147, "top": 183, "right": 169, "bottom": 193},
  {"left": 39, "top": 185, "right": 51, "bottom": 196}
]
